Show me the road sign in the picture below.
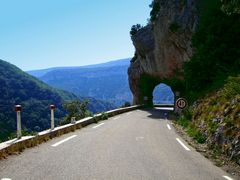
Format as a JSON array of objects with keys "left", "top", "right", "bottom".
[{"left": 176, "top": 98, "right": 187, "bottom": 109}]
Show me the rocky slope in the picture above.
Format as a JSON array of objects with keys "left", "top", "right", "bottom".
[
  {"left": 191, "top": 76, "right": 240, "bottom": 164},
  {"left": 128, "top": 0, "right": 198, "bottom": 104}
]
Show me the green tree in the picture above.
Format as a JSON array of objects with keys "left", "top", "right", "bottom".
[
  {"left": 62, "top": 100, "right": 89, "bottom": 124},
  {"left": 149, "top": 0, "right": 160, "bottom": 22}
]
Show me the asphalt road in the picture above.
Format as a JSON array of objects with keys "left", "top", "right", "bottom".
[{"left": 0, "top": 109, "right": 235, "bottom": 180}]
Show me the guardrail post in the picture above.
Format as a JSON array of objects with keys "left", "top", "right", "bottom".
[
  {"left": 71, "top": 117, "right": 76, "bottom": 124},
  {"left": 15, "top": 105, "right": 22, "bottom": 139},
  {"left": 50, "top": 105, "right": 55, "bottom": 130}
]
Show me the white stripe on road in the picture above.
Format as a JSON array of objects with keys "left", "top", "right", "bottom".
[
  {"left": 176, "top": 138, "right": 191, "bottom": 151},
  {"left": 167, "top": 124, "right": 171, "bottom": 130},
  {"left": 51, "top": 135, "right": 77, "bottom": 147},
  {"left": 1, "top": 178, "right": 12, "bottom": 180},
  {"left": 92, "top": 123, "right": 105, "bottom": 129},
  {"left": 113, "top": 116, "right": 120, "bottom": 120},
  {"left": 223, "top": 175, "right": 234, "bottom": 180}
]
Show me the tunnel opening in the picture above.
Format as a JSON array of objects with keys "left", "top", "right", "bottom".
[
  {"left": 152, "top": 84, "right": 174, "bottom": 105},
  {"left": 138, "top": 74, "right": 180, "bottom": 107}
]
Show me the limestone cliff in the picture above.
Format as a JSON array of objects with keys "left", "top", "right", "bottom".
[{"left": 128, "top": 0, "right": 198, "bottom": 105}]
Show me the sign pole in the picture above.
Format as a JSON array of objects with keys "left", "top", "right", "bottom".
[
  {"left": 15, "top": 105, "right": 22, "bottom": 139},
  {"left": 50, "top": 105, "right": 55, "bottom": 130}
]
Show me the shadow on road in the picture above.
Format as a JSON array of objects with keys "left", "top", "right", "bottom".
[{"left": 140, "top": 108, "right": 175, "bottom": 121}]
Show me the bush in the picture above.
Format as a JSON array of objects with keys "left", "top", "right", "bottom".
[
  {"left": 187, "top": 128, "right": 207, "bottom": 144},
  {"left": 149, "top": 0, "right": 160, "bottom": 22},
  {"left": 130, "top": 24, "right": 143, "bottom": 36},
  {"left": 223, "top": 76, "right": 240, "bottom": 98},
  {"left": 100, "top": 112, "right": 108, "bottom": 120},
  {"left": 178, "top": 115, "right": 190, "bottom": 128},
  {"left": 183, "top": 0, "right": 240, "bottom": 101},
  {"left": 63, "top": 100, "right": 89, "bottom": 123}
]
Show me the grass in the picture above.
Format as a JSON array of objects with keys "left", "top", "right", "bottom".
[{"left": 177, "top": 109, "right": 206, "bottom": 144}]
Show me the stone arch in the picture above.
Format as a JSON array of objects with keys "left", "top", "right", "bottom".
[{"left": 135, "top": 74, "right": 183, "bottom": 106}]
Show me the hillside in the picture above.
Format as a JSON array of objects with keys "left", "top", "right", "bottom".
[
  {"left": 29, "top": 60, "right": 132, "bottom": 107},
  {"left": 0, "top": 60, "right": 114, "bottom": 142},
  {"left": 128, "top": 0, "right": 240, "bottom": 164}
]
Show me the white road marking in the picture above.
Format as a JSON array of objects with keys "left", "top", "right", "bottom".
[
  {"left": 167, "top": 124, "right": 171, "bottom": 130},
  {"left": 136, "top": 137, "right": 144, "bottom": 141},
  {"left": 51, "top": 135, "right": 77, "bottom": 147},
  {"left": 176, "top": 138, "right": 191, "bottom": 151},
  {"left": 92, "top": 123, "right": 105, "bottom": 129},
  {"left": 113, "top": 116, "right": 120, "bottom": 120},
  {"left": 126, "top": 112, "right": 133, "bottom": 115},
  {"left": 155, "top": 107, "right": 174, "bottom": 111},
  {"left": 223, "top": 175, "right": 234, "bottom": 180},
  {"left": 1, "top": 178, "right": 12, "bottom": 180}
]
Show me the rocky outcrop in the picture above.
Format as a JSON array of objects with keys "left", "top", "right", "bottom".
[
  {"left": 191, "top": 88, "right": 240, "bottom": 164},
  {"left": 128, "top": 0, "right": 198, "bottom": 104}
]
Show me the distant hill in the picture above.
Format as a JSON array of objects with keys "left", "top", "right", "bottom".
[
  {"left": 28, "top": 59, "right": 133, "bottom": 107},
  {"left": 28, "top": 58, "right": 130, "bottom": 78},
  {"left": 153, "top": 84, "right": 174, "bottom": 104},
  {"left": 28, "top": 58, "right": 174, "bottom": 106},
  {"left": 0, "top": 59, "right": 114, "bottom": 142}
]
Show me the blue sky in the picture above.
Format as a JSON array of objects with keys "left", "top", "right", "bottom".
[{"left": 0, "top": 0, "right": 151, "bottom": 70}]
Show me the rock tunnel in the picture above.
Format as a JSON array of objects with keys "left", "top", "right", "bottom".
[{"left": 130, "top": 74, "right": 180, "bottom": 107}]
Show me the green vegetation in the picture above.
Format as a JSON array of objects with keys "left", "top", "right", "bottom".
[
  {"left": 0, "top": 59, "right": 77, "bottom": 142},
  {"left": 221, "top": 0, "right": 240, "bottom": 15},
  {"left": 100, "top": 112, "right": 108, "bottom": 120},
  {"left": 60, "top": 100, "right": 91, "bottom": 125},
  {"left": 130, "top": 24, "right": 143, "bottom": 36},
  {"left": 149, "top": 0, "right": 160, "bottom": 22},
  {"left": 177, "top": 109, "right": 207, "bottom": 144},
  {"left": 183, "top": 0, "right": 240, "bottom": 101},
  {"left": 222, "top": 76, "right": 240, "bottom": 98}
]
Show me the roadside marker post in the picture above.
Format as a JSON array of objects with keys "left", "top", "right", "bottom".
[
  {"left": 71, "top": 117, "right": 76, "bottom": 124},
  {"left": 15, "top": 105, "right": 22, "bottom": 139},
  {"left": 50, "top": 105, "right": 55, "bottom": 130}
]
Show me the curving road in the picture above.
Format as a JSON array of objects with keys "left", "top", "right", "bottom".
[{"left": 0, "top": 109, "right": 235, "bottom": 180}]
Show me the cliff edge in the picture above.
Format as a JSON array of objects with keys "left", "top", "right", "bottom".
[{"left": 128, "top": 0, "right": 198, "bottom": 105}]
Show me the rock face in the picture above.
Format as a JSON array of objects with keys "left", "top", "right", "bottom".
[{"left": 128, "top": 0, "right": 198, "bottom": 104}]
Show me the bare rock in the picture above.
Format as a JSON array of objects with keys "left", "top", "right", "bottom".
[{"left": 128, "top": 0, "right": 198, "bottom": 104}]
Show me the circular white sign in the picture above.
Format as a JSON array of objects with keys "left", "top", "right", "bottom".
[{"left": 176, "top": 98, "right": 187, "bottom": 109}]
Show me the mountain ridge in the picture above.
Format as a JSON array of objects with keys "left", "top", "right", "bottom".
[
  {"left": 27, "top": 58, "right": 131, "bottom": 78},
  {"left": 0, "top": 59, "right": 115, "bottom": 142}
]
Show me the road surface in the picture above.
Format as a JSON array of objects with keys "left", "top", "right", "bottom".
[{"left": 0, "top": 109, "right": 235, "bottom": 180}]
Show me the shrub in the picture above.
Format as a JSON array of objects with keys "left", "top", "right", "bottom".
[
  {"left": 187, "top": 128, "right": 207, "bottom": 144},
  {"left": 63, "top": 100, "right": 89, "bottom": 123},
  {"left": 130, "top": 24, "right": 143, "bottom": 36},
  {"left": 222, "top": 76, "right": 240, "bottom": 98},
  {"left": 149, "top": 0, "right": 160, "bottom": 22},
  {"left": 100, "top": 112, "right": 108, "bottom": 120},
  {"left": 178, "top": 115, "right": 190, "bottom": 128}
]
